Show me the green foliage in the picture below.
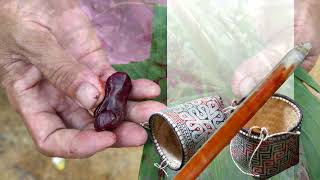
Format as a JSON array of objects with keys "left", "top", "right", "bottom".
[
  {"left": 295, "top": 67, "right": 320, "bottom": 93},
  {"left": 112, "top": 5, "right": 167, "bottom": 180},
  {"left": 113, "top": 4, "right": 320, "bottom": 180},
  {"left": 113, "top": 5, "right": 167, "bottom": 104},
  {"left": 294, "top": 67, "right": 320, "bottom": 180}
]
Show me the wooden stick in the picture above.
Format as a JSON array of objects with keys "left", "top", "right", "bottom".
[{"left": 174, "top": 43, "right": 311, "bottom": 180}]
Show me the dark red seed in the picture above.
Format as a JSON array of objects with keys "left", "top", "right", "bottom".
[{"left": 94, "top": 72, "right": 132, "bottom": 131}]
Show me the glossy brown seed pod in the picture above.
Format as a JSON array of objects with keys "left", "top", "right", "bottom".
[{"left": 94, "top": 72, "right": 132, "bottom": 131}]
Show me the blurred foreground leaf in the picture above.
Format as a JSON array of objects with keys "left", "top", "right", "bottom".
[{"left": 294, "top": 67, "right": 320, "bottom": 180}]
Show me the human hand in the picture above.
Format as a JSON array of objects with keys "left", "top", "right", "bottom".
[
  {"left": 0, "top": 0, "right": 165, "bottom": 158},
  {"left": 294, "top": 0, "right": 320, "bottom": 71},
  {"left": 232, "top": 0, "right": 320, "bottom": 98}
]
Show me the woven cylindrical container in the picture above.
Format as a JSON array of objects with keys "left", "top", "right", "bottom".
[
  {"left": 149, "top": 96, "right": 227, "bottom": 170},
  {"left": 230, "top": 94, "right": 302, "bottom": 179}
]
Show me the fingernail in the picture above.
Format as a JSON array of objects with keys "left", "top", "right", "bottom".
[
  {"left": 240, "top": 77, "right": 256, "bottom": 97},
  {"left": 76, "top": 83, "right": 100, "bottom": 109}
]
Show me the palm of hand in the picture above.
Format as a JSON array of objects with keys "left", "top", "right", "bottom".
[
  {"left": 1, "top": 0, "right": 165, "bottom": 158},
  {"left": 9, "top": 68, "right": 103, "bottom": 158}
]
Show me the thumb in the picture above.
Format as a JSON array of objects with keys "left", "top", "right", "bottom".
[
  {"left": 15, "top": 22, "right": 104, "bottom": 109},
  {"left": 232, "top": 47, "right": 283, "bottom": 98}
]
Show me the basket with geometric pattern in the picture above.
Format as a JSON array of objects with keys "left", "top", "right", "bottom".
[{"left": 230, "top": 94, "right": 302, "bottom": 179}]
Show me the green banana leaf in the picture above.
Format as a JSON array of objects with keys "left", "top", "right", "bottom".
[
  {"left": 113, "top": 5, "right": 320, "bottom": 180},
  {"left": 294, "top": 67, "right": 320, "bottom": 180},
  {"left": 112, "top": 5, "right": 167, "bottom": 180},
  {"left": 113, "top": 5, "right": 167, "bottom": 104}
]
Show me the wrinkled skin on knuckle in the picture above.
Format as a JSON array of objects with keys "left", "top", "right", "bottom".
[
  {"left": 48, "top": 63, "right": 92, "bottom": 95},
  {"left": 35, "top": 140, "right": 53, "bottom": 157},
  {"left": 5, "top": 61, "right": 33, "bottom": 86},
  {"left": 0, "top": 3, "right": 56, "bottom": 61},
  {"left": 0, "top": 4, "right": 19, "bottom": 57},
  {"left": 48, "top": 62, "right": 75, "bottom": 88},
  {"left": 13, "top": 23, "right": 57, "bottom": 59},
  {"left": 58, "top": 19, "right": 94, "bottom": 49},
  {"left": 0, "top": 1, "right": 52, "bottom": 57},
  {"left": 67, "top": 146, "right": 91, "bottom": 159},
  {"left": 67, "top": 136, "right": 94, "bottom": 159},
  {"left": 0, "top": 52, "right": 28, "bottom": 91},
  {"left": 0, "top": 59, "right": 13, "bottom": 88},
  {"left": 67, "top": 145, "right": 78, "bottom": 157},
  {"left": 0, "top": 0, "right": 56, "bottom": 81}
]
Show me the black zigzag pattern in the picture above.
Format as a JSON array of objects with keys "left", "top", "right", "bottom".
[{"left": 231, "top": 134, "right": 299, "bottom": 179}]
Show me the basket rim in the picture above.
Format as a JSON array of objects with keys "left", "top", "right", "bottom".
[
  {"left": 149, "top": 112, "right": 185, "bottom": 170},
  {"left": 239, "top": 93, "right": 303, "bottom": 140}
]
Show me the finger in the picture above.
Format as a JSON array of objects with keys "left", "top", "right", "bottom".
[
  {"left": 301, "top": 55, "right": 319, "bottom": 72},
  {"left": 40, "top": 128, "right": 116, "bottom": 158},
  {"left": 294, "top": 1, "right": 320, "bottom": 71},
  {"left": 232, "top": 60, "right": 259, "bottom": 98},
  {"left": 0, "top": 58, "right": 41, "bottom": 94},
  {"left": 58, "top": 95, "right": 165, "bottom": 130},
  {"left": 15, "top": 22, "right": 104, "bottom": 109},
  {"left": 126, "top": 100, "right": 166, "bottom": 123},
  {"left": 56, "top": 97, "right": 94, "bottom": 130},
  {"left": 48, "top": 2, "right": 161, "bottom": 100},
  {"left": 130, "top": 79, "right": 161, "bottom": 100},
  {"left": 232, "top": 48, "right": 282, "bottom": 98},
  {"left": 10, "top": 89, "right": 115, "bottom": 158},
  {"left": 50, "top": 0, "right": 113, "bottom": 78},
  {"left": 112, "top": 121, "right": 147, "bottom": 147},
  {"left": 3, "top": 66, "right": 114, "bottom": 158},
  {"left": 61, "top": 99, "right": 166, "bottom": 130},
  {"left": 24, "top": 102, "right": 114, "bottom": 159}
]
